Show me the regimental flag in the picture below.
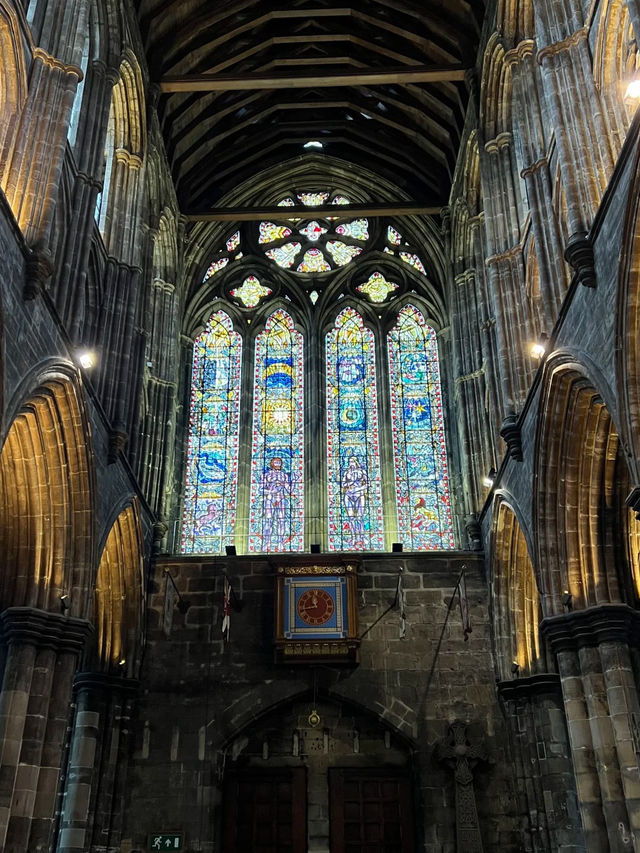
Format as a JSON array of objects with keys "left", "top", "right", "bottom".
[
  {"left": 222, "top": 576, "right": 232, "bottom": 641},
  {"left": 458, "top": 569, "right": 472, "bottom": 641},
  {"left": 398, "top": 568, "right": 406, "bottom": 639}
]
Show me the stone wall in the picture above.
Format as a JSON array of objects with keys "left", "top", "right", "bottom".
[{"left": 122, "top": 551, "right": 522, "bottom": 853}]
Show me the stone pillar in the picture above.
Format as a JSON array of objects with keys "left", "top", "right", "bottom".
[
  {"left": 2, "top": 49, "right": 82, "bottom": 252},
  {"left": 541, "top": 604, "right": 640, "bottom": 851},
  {"left": 498, "top": 673, "right": 585, "bottom": 851},
  {"left": 506, "top": 40, "right": 570, "bottom": 325},
  {"left": 532, "top": 0, "right": 617, "bottom": 279},
  {"left": 0, "top": 607, "right": 91, "bottom": 853},
  {"left": 56, "top": 673, "right": 138, "bottom": 853}
]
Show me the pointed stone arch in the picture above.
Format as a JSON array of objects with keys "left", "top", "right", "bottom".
[
  {"left": 490, "top": 496, "right": 546, "bottom": 680},
  {"left": 0, "top": 369, "right": 94, "bottom": 617},
  {"left": 93, "top": 500, "right": 144, "bottom": 678},
  {"left": 534, "top": 357, "right": 630, "bottom": 614}
]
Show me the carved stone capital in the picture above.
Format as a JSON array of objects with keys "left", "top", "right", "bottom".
[
  {"left": 24, "top": 248, "right": 53, "bottom": 299},
  {"left": 540, "top": 604, "right": 640, "bottom": 654},
  {"left": 0, "top": 607, "right": 92, "bottom": 654},
  {"left": 464, "top": 514, "right": 483, "bottom": 551},
  {"left": 497, "top": 672, "right": 562, "bottom": 702},
  {"left": 500, "top": 412, "right": 523, "bottom": 461},
  {"left": 108, "top": 427, "right": 128, "bottom": 463},
  {"left": 73, "top": 671, "right": 140, "bottom": 697},
  {"left": 564, "top": 234, "right": 596, "bottom": 287}
]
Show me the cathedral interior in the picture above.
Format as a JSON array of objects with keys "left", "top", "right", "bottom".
[{"left": 0, "top": 0, "right": 639, "bottom": 851}]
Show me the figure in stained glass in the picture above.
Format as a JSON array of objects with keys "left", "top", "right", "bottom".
[
  {"left": 387, "top": 304, "right": 454, "bottom": 549},
  {"left": 182, "top": 311, "right": 242, "bottom": 553},
  {"left": 262, "top": 457, "right": 292, "bottom": 551},
  {"left": 249, "top": 309, "right": 304, "bottom": 552},
  {"left": 342, "top": 456, "right": 368, "bottom": 548},
  {"left": 326, "top": 308, "right": 384, "bottom": 551}
]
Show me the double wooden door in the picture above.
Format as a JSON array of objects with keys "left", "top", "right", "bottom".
[{"left": 223, "top": 767, "right": 415, "bottom": 852}]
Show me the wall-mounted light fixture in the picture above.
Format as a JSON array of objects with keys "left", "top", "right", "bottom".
[
  {"left": 483, "top": 467, "right": 497, "bottom": 489},
  {"left": 562, "top": 590, "right": 573, "bottom": 612}
]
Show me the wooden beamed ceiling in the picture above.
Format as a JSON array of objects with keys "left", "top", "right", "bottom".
[{"left": 136, "top": 0, "right": 484, "bottom": 211}]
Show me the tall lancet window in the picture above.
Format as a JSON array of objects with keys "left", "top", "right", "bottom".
[
  {"left": 182, "top": 311, "right": 242, "bottom": 553},
  {"left": 326, "top": 307, "right": 384, "bottom": 551},
  {"left": 387, "top": 304, "right": 454, "bottom": 549},
  {"left": 249, "top": 309, "right": 304, "bottom": 552}
]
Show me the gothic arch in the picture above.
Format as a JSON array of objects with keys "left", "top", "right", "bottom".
[
  {"left": 93, "top": 500, "right": 144, "bottom": 678},
  {"left": 490, "top": 496, "right": 545, "bottom": 681},
  {"left": 534, "top": 356, "right": 627, "bottom": 614},
  {"left": 0, "top": 368, "right": 95, "bottom": 617},
  {"left": 616, "top": 143, "right": 640, "bottom": 486}
]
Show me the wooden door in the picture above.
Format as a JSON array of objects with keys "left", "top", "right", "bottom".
[
  {"left": 329, "top": 768, "right": 416, "bottom": 853},
  {"left": 222, "top": 767, "right": 307, "bottom": 852}
]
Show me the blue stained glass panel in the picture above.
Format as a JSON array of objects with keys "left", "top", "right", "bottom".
[
  {"left": 182, "top": 311, "right": 242, "bottom": 553},
  {"left": 326, "top": 308, "right": 384, "bottom": 551},
  {"left": 387, "top": 305, "right": 454, "bottom": 549},
  {"left": 249, "top": 309, "right": 304, "bottom": 552}
]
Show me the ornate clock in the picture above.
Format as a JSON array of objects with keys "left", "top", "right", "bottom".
[{"left": 274, "top": 557, "right": 360, "bottom": 664}]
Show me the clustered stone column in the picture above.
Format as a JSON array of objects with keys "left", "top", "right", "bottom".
[
  {"left": 532, "top": 0, "right": 617, "bottom": 284},
  {"left": 541, "top": 604, "right": 640, "bottom": 850},
  {"left": 0, "top": 607, "right": 91, "bottom": 853},
  {"left": 55, "top": 672, "right": 138, "bottom": 853},
  {"left": 498, "top": 673, "right": 585, "bottom": 851}
]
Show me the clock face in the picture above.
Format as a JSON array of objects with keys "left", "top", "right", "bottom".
[{"left": 296, "top": 588, "right": 335, "bottom": 626}]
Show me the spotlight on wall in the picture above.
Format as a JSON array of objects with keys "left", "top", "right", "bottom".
[
  {"left": 483, "top": 467, "right": 497, "bottom": 489},
  {"left": 118, "top": 658, "right": 127, "bottom": 667},
  {"left": 77, "top": 350, "right": 96, "bottom": 370},
  {"left": 511, "top": 660, "right": 520, "bottom": 676},
  {"left": 310, "top": 543, "right": 321, "bottom": 554},
  {"left": 392, "top": 543, "right": 403, "bottom": 553},
  {"left": 562, "top": 590, "right": 573, "bottom": 612},
  {"left": 303, "top": 140, "right": 324, "bottom": 149},
  {"left": 530, "top": 333, "right": 548, "bottom": 360},
  {"left": 625, "top": 77, "right": 640, "bottom": 99},
  {"left": 225, "top": 545, "right": 237, "bottom": 557},
  {"left": 59, "top": 594, "right": 70, "bottom": 613}
]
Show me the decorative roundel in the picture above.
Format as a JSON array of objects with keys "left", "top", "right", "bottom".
[
  {"left": 296, "top": 588, "right": 335, "bottom": 625},
  {"left": 260, "top": 191, "right": 370, "bottom": 274}
]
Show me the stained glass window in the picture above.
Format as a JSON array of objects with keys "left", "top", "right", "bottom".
[
  {"left": 203, "top": 230, "right": 243, "bottom": 282},
  {"left": 260, "top": 191, "right": 369, "bottom": 273},
  {"left": 385, "top": 226, "right": 427, "bottom": 276},
  {"left": 182, "top": 311, "right": 242, "bottom": 553},
  {"left": 249, "top": 309, "right": 304, "bottom": 552},
  {"left": 326, "top": 308, "right": 384, "bottom": 551},
  {"left": 387, "top": 305, "right": 454, "bottom": 549},
  {"left": 231, "top": 276, "right": 272, "bottom": 308},
  {"left": 357, "top": 271, "right": 399, "bottom": 303}
]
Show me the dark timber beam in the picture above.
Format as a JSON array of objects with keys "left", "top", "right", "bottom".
[
  {"left": 186, "top": 204, "right": 442, "bottom": 222},
  {"left": 161, "top": 65, "right": 467, "bottom": 93}
]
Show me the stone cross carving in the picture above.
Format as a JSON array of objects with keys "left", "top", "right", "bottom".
[{"left": 435, "top": 720, "right": 487, "bottom": 853}]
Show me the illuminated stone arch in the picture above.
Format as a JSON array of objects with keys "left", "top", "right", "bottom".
[
  {"left": 534, "top": 356, "right": 636, "bottom": 614},
  {"left": 93, "top": 501, "right": 144, "bottom": 678},
  {"left": 0, "top": 370, "right": 95, "bottom": 617},
  {"left": 490, "top": 496, "right": 546, "bottom": 680},
  {"left": 616, "top": 144, "right": 640, "bottom": 488}
]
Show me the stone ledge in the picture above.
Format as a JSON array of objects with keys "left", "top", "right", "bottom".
[
  {"left": 496, "top": 672, "right": 562, "bottom": 701},
  {"left": 540, "top": 604, "right": 640, "bottom": 653},
  {"left": 0, "top": 606, "right": 92, "bottom": 653}
]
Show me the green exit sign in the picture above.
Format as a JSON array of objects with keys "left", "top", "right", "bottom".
[{"left": 148, "top": 834, "right": 184, "bottom": 850}]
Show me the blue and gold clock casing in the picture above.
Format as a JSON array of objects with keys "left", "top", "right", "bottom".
[{"left": 275, "top": 558, "right": 360, "bottom": 664}]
